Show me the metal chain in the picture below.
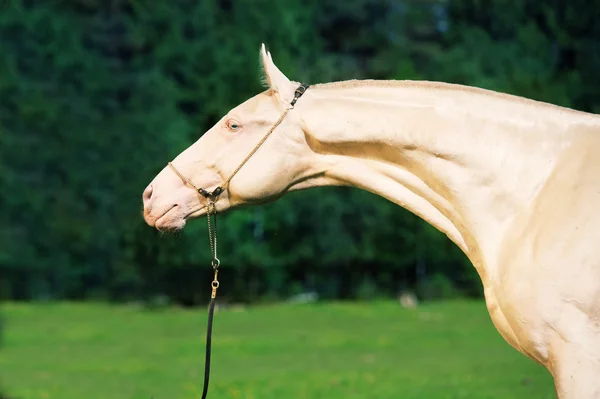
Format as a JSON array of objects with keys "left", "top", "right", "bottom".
[{"left": 206, "top": 201, "right": 220, "bottom": 298}]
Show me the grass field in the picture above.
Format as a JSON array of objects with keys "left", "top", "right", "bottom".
[{"left": 0, "top": 300, "right": 555, "bottom": 399}]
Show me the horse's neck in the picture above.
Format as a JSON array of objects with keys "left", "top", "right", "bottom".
[{"left": 304, "top": 81, "right": 586, "bottom": 282}]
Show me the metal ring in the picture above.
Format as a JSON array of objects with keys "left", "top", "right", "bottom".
[
  {"left": 212, "top": 258, "right": 220, "bottom": 268},
  {"left": 212, "top": 280, "right": 220, "bottom": 289}
]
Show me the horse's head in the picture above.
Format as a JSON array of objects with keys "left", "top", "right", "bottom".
[{"left": 142, "top": 44, "right": 321, "bottom": 231}]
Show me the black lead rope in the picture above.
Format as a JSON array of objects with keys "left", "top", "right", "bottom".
[
  {"left": 201, "top": 297, "right": 216, "bottom": 399},
  {"left": 195, "top": 83, "right": 310, "bottom": 399},
  {"left": 201, "top": 200, "right": 220, "bottom": 399}
]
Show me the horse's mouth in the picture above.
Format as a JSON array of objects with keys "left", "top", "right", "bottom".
[
  {"left": 184, "top": 204, "right": 209, "bottom": 219},
  {"left": 154, "top": 205, "right": 185, "bottom": 232}
]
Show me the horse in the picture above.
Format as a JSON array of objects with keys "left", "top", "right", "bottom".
[{"left": 142, "top": 44, "right": 600, "bottom": 398}]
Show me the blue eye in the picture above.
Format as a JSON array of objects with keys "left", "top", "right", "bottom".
[{"left": 227, "top": 120, "right": 241, "bottom": 131}]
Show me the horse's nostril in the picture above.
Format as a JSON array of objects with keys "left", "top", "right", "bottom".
[{"left": 143, "top": 184, "right": 153, "bottom": 205}]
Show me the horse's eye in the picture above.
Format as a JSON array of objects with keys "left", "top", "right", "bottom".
[{"left": 226, "top": 119, "right": 241, "bottom": 132}]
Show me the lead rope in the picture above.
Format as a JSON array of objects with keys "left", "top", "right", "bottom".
[
  {"left": 201, "top": 200, "right": 219, "bottom": 399},
  {"left": 168, "top": 83, "right": 310, "bottom": 399}
]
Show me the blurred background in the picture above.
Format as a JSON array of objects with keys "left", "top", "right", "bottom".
[{"left": 0, "top": 0, "right": 598, "bottom": 398}]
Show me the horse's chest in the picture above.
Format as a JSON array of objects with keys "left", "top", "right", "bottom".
[{"left": 484, "top": 282, "right": 551, "bottom": 365}]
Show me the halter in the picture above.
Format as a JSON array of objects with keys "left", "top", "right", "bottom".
[{"left": 167, "top": 83, "right": 309, "bottom": 399}]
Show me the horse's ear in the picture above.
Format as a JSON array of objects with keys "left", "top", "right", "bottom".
[{"left": 259, "top": 43, "right": 294, "bottom": 103}]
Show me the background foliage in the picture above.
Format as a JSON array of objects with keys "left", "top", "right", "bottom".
[{"left": 1, "top": 0, "right": 598, "bottom": 306}]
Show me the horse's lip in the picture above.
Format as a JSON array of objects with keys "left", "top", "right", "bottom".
[
  {"left": 154, "top": 204, "right": 179, "bottom": 226},
  {"left": 184, "top": 204, "right": 208, "bottom": 219}
]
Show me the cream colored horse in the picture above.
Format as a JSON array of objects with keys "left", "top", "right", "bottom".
[{"left": 143, "top": 44, "right": 600, "bottom": 398}]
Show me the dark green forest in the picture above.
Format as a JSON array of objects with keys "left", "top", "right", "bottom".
[{"left": 1, "top": 0, "right": 599, "bottom": 306}]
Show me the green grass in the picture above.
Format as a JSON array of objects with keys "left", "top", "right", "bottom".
[{"left": 0, "top": 300, "right": 555, "bottom": 399}]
